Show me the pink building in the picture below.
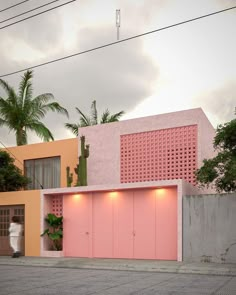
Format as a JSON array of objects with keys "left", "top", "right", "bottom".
[
  {"left": 81, "top": 108, "right": 215, "bottom": 186},
  {"left": 41, "top": 108, "right": 215, "bottom": 261}
]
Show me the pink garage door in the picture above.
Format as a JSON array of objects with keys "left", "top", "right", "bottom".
[
  {"left": 92, "top": 192, "right": 113, "bottom": 258},
  {"left": 63, "top": 188, "right": 177, "bottom": 260},
  {"left": 133, "top": 190, "right": 156, "bottom": 259},
  {"left": 63, "top": 194, "right": 91, "bottom": 257},
  {"left": 113, "top": 191, "right": 133, "bottom": 258}
]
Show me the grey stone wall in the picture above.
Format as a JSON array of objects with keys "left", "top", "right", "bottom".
[{"left": 183, "top": 193, "right": 236, "bottom": 263}]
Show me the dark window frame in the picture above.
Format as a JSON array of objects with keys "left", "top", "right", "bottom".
[{"left": 24, "top": 156, "right": 61, "bottom": 190}]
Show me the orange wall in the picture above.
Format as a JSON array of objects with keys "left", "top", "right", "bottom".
[
  {"left": 5, "top": 138, "right": 78, "bottom": 188},
  {"left": 0, "top": 190, "right": 41, "bottom": 256}
]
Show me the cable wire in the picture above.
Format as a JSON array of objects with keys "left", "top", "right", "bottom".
[
  {"left": 0, "top": 0, "right": 62, "bottom": 24},
  {"left": 0, "top": 0, "right": 31, "bottom": 13},
  {"left": 0, "top": 0, "right": 76, "bottom": 30},
  {"left": 0, "top": 5, "right": 235, "bottom": 78},
  {"left": 0, "top": 140, "right": 44, "bottom": 189}
]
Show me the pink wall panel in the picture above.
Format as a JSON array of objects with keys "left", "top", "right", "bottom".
[
  {"left": 63, "top": 194, "right": 91, "bottom": 257},
  {"left": 133, "top": 189, "right": 156, "bottom": 259},
  {"left": 93, "top": 192, "right": 113, "bottom": 258},
  {"left": 156, "top": 188, "right": 177, "bottom": 260},
  {"left": 113, "top": 191, "right": 133, "bottom": 258},
  {"left": 120, "top": 125, "right": 198, "bottom": 185}
]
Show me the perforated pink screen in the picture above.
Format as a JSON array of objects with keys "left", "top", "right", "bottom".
[
  {"left": 52, "top": 195, "right": 63, "bottom": 216},
  {"left": 120, "top": 125, "right": 197, "bottom": 185}
]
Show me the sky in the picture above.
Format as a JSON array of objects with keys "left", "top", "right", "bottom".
[{"left": 0, "top": 0, "right": 235, "bottom": 147}]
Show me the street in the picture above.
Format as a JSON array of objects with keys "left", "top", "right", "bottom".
[{"left": 0, "top": 265, "right": 235, "bottom": 295}]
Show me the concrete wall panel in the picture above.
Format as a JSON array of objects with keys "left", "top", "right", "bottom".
[{"left": 183, "top": 193, "right": 236, "bottom": 263}]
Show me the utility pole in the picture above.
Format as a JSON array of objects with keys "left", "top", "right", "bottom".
[{"left": 116, "top": 9, "right": 120, "bottom": 40}]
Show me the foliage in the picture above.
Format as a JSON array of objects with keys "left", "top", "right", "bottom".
[
  {"left": 66, "top": 166, "right": 73, "bottom": 187},
  {"left": 74, "top": 136, "right": 89, "bottom": 186},
  {"left": 196, "top": 118, "right": 236, "bottom": 193},
  {"left": 65, "top": 100, "right": 125, "bottom": 136},
  {"left": 0, "top": 150, "right": 30, "bottom": 191},
  {"left": 41, "top": 213, "right": 63, "bottom": 251},
  {"left": 0, "top": 70, "right": 68, "bottom": 145}
]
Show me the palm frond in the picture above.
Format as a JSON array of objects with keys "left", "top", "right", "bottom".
[
  {"left": 0, "top": 80, "right": 17, "bottom": 105},
  {"left": 0, "top": 70, "right": 69, "bottom": 145},
  {"left": 101, "top": 110, "right": 125, "bottom": 123},
  {"left": 40, "top": 102, "right": 69, "bottom": 118},
  {"left": 0, "top": 97, "right": 21, "bottom": 125},
  {"left": 108, "top": 110, "right": 125, "bottom": 122},
  {"left": 26, "top": 121, "right": 54, "bottom": 142},
  {"left": 0, "top": 118, "right": 6, "bottom": 126},
  {"left": 27, "top": 94, "right": 53, "bottom": 121},
  {"left": 18, "top": 70, "right": 33, "bottom": 107},
  {"left": 100, "top": 109, "right": 110, "bottom": 123},
  {"left": 65, "top": 123, "right": 80, "bottom": 136},
  {"left": 75, "top": 107, "right": 91, "bottom": 126},
  {"left": 32, "top": 93, "right": 55, "bottom": 104}
]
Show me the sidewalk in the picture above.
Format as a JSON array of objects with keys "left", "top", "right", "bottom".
[{"left": 1, "top": 256, "right": 236, "bottom": 276}]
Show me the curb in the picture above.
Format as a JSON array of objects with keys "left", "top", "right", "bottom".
[{"left": 0, "top": 258, "right": 236, "bottom": 277}]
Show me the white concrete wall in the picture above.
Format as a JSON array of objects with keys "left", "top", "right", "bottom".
[
  {"left": 197, "top": 111, "right": 216, "bottom": 168},
  {"left": 183, "top": 193, "right": 236, "bottom": 263}
]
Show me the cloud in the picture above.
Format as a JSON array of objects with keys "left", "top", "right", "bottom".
[
  {"left": 36, "top": 24, "right": 159, "bottom": 135},
  {"left": 0, "top": 21, "right": 159, "bottom": 145},
  {"left": 0, "top": 7, "right": 63, "bottom": 55},
  {"left": 217, "top": 0, "right": 236, "bottom": 5},
  {"left": 0, "top": 0, "right": 235, "bottom": 146},
  {"left": 195, "top": 81, "right": 236, "bottom": 125}
]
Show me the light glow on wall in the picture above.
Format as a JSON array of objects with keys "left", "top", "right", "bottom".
[
  {"left": 109, "top": 191, "right": 118, "bottom": 198},
  {"left": 73, "top": 194, "right": 81, "bottom": 201},
  {"left": 156, "top": 188, "right": 166, "bottom": 198}
]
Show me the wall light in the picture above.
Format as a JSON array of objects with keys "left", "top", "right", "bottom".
[
  {"left": 73, "top": 194, "right": 81, "bottom": 200},
  {"left": 109, "top": 191, "right": 118, "bottom": 198},
  {"left": 156, "top": 188, "right": 166, "bottom": 198}
]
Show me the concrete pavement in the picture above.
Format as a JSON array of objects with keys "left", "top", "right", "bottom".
[
  {"left": 0, "top": 256, "right": 236, "bottom": 276},
  {"left": 1, "top": 265, "right": 236, "bottom": 295}
]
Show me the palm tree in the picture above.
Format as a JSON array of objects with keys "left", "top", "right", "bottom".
[
  {"left": 0, "top": 70, "right": 68, "bottom": 146},
  {"left": 65, "top": 100, "right": 125, "bottom": 136}
]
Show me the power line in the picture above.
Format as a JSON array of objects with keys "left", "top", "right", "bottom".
[
  {"left": 0, "top": 5, "right": 235, "bottom": 78},
  {"left": 0, "top": 0, "right": 31, "bottom": 13},
  {"left": 0, "top": 0, "right": 62, "bottom": 24},
  {"left": 0, "top": 0, "right": 76, "bottom": 30},
  {"left": 0, "top": 140, "right": 44, "bottom": 189}
]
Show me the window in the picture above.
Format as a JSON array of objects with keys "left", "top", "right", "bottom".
[{"left": 24, "top": 157, "right": 60, "bottom": 190}]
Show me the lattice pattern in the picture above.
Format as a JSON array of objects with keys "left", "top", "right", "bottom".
[
  {"left": 52, "top": 196, "right": 63, "bottom": 216},
  {"left": 0, "top": 209, "right": 10, "bottom": 237},
  {"left": 120, "top": 125, "right": 197, "bottom": 185}
]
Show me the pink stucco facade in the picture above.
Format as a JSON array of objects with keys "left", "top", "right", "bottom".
[
  {"left": 40, "top": 108, "right": 214, "bottom": 261},
  {"left": 41, "top": 179, "right": 199, "bottom": 261},
  {"left": 79, "top": 108, "right": 215, "bottom": 187},
  {"left": 41, "top": 180, "right": 192, "bottom": 260}
]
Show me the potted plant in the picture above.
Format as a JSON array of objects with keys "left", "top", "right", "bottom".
[{"left": 41, "top": 213, "right": 63, "bottom": 253}]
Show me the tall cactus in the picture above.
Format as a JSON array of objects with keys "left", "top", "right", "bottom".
[
  {"left": 66, "top": 166, "right": 73, "bottom": 187},
  {"left": 75, "top": 136, "right": 89, "bottom": 186}
]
